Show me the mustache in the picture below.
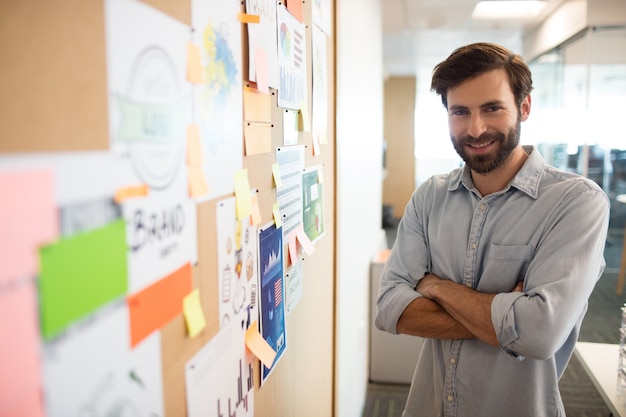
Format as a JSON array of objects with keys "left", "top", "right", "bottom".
[{"left": 457, "top": 131, "right": 504, "bottom": 144}]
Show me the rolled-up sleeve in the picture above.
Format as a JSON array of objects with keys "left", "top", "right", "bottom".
[{"left": 491, "top": 185, "right": 609, "bottom": 360}]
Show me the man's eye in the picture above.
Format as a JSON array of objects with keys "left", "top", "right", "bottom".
[{"left": 485, "top": 106, "right": 501, "bottom": 112}]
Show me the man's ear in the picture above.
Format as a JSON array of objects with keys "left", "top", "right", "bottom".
[{"left": 520, "top": 94, "right": 531, "bottom": 121}]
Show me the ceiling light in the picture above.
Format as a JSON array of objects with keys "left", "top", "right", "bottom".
[{"left": 472, "top": 1, "right": 547, "bottom": 20}]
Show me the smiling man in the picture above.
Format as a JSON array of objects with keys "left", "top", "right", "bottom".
[{"left": 375, "top": 43, "right": 610, "bottom": 417}]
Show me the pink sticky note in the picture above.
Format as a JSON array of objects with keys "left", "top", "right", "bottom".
[
  {"left": 255, "top": 47, "right": 270, "bottom": 94},
  {"left": 0, "top": 282, "right": 44, "bottom": 416},
  {"left": 0, "top": 169, "right": 58, "bottom": 285}
]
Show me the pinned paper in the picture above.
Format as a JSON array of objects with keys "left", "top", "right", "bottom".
[
  {"left": 319, "top": 132, "right": 329, "bottom": 145},
  {"left": 234, "top": 170, "right": 252, "bottom": 221},
  {"left": 114, "top": 184, "right": 149, "bottom": 204},
  {"left": 238, "top": 12, "right": 261, "bottom": 23},
  {"left": 251, "top": 192, "right": 263, "bottom": 226},
  {"left": 298, "top": 100, "right": 311, "bottom": 132},
  {"left": 245, "top": 320, "right": 277, "bottom": 368},
  {"left": 317, "top": 167, "right": 325, "bottom": 184},
  {"left": 255, "top": 46, "right": 270, "bottom": 94},
  {"left": 187, "top": 42, "right": 204, "bottom": 84},
  {"left": 295, "top": 224, "right": 316, "bottom": 255},
  {"left": 272, "top": 163, "right": 283, "bottom": 188},
  {"left": 272, "top": 202, "right": 282, "bottom": 228},
  {"left": 183, "top": 289, "right": 206, "bottom": 338},
  {"left": 128, "top": 263, "right": 193, "bottom": 348}
]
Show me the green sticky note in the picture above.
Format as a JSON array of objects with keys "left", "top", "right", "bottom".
[{"left": 39, "top": 219, "right": 128, "bottom": 340}]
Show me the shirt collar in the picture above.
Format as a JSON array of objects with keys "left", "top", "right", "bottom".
[{"left": 449, "top": 145, "right": 544, "bottom": 199}]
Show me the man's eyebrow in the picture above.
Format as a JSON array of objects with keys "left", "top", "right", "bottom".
[
  {"left": 448, "top": 104, "right": 468, "bottom": 111},
  {"left": 480, "top": 100, "right": 506, "bottom": 108}
]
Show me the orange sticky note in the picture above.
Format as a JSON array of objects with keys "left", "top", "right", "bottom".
[
  {"left": 244, "top": 123, "right": 272, "bottom": 156},
  {"left": 114, "top": 184, "right": 149, "bottom": 204},
  {"left": 183, "top": 289, "right": 206, "bottom": 338},
  {"left": 188, "top": 166, "right": 210, "bottom": 198},
  {"left": 251, "top": 192, "right": 263, "bottom": 226},
  {"left": 245, "top": 320, "right": 277, "bottom": 368},
  {"left": 243, "top": 88, "right": 272, "bottom": 123},
  {"left": 186, "top": 125, "right": 203, "bottom": 166},
  {"left": 0, "top": 169, "right": 57, "bottom": 285},
  {"left": 187, "top": 42, "right": 204, "bottom": 84},
  {"left": 238, "top": 12, "right": 261, "bottom": 23},
  {"left": 128, "top": 263, "right": 193, "bottom": 347},
  {"left": 286, "top": 0, "right": 303, "bottom": 22}
]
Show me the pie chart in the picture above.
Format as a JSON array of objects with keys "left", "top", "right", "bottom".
[{"left": 279, "top": 22, "right": 291, "bottom": 57}]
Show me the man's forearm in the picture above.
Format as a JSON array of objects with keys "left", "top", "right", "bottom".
[
  {"left": 418, "top": 274, "right": 499, "bottom": 347},
  {"left": 396, "top": 296, "right": 475, "bottom": 339}
]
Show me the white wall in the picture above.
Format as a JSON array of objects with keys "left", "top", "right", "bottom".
[{"left": 335, "top": 0, "right": 385, "bottom": 416}]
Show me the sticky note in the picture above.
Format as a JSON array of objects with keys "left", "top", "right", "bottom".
[
  {"left": 286, "top": 0, "right": 303, "bottom": 22},
  {"left": 245, "top": 320, "right": 276, "bottom": 368},
  {"left": 272, "top": 203, "right": 282, "bottom": 228},
  {"left": 299, "top": 100, "right": 311, "bottom": 132},
  {"left": 0, "top": 169, "right": 58, "bottom": 285},
  {"left": 317, "top": 167, "right": 324, "bottom": 184},
  {"left": 128, "top": 263, "right": 193, "bottom": 348},
  {"left": 312, "top": 133, "right": 321, "bottom": 156},
  {"left": 288, "top": 233, "right": 298, "bottom": 266},
  {"left": 183, "top": 289, "right": 206, "bottom": 338},
  {"left": 250, "top": 192, "right": 263, "bottom": 226},
  {"left": 244, "top": 123, "right": 272, "bottom": 156},
  {"left": 39, "top": 219, "right": 128, "bottom": 340},
  {"left": 114, "top": 184, "right": 148, "bottom": 204},
  {"left": 243, "top": 88, "right": 272, "bottom": 123},
  {"left": 234, "top": 170, "right": 252, "bottom": 221},
  {"left": 186, "top": 125, "right": 203, "bottom": 166},
  {"left": 238, "top": 12, "right": 261, "bottom": 23},
  {"left": 272, "top": 163, "right": 283, "bottom": 188},
  {"left": 296, "top": 224, "right": 316, "bottom": 255},
  {"left": 0, "top": 281, "right": 44, "bottom": 417},
  {"left": 187, "top": 42, "right": 204, "bottom": 84},
  {"left": 255, "top": 47, "right": 270, "bottom": 94}
]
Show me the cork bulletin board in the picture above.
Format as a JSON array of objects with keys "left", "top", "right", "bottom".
[{"left": 0, "top": 0, "right": 335, "bottom": 416}]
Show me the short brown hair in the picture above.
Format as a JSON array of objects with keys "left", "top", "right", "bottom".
[{"left": 430, "top": 42, "right": 533, "bottom": 109}]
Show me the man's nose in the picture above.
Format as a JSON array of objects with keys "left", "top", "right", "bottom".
[{"left": 467, "top": 113, "right": 487, "bottom": 138}]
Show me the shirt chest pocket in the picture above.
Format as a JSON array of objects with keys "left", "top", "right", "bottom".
[{"left": 478, "top": 243, "right": 533, "bottom": 292}]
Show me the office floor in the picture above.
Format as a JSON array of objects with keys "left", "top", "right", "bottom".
[{"left": 364, "top": 225, "right": 626, "bottom": 417}]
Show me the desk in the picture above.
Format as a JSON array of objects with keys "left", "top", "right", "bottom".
[{"left": 574, "top": 342, "right": 626, "bottom": 417}]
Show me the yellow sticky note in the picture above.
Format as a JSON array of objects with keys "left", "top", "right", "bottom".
[
  {"left": 272, "top": 202, "right": 282, "bottom": 228},
  {"left": 312, "top": 133, "right": 321, "bottom": 156},
  {"left": 114, "top": 184, "right": 148, "bottom": 204},
  {"left": 299, "top": 100, "right": 311, "bottom": 132},
  {"left": 183, "top": 289, "right": 206, "bottom": 338},
  {"left": 272, "top": 163, "right": 283, "bottom": 188},
  {"left": 319, "top": 132, "right": 328, "bottom": 145},
  {"left": 317, "top": 167, "right": 324, "bottom": 184},
  {"left": 187, "top": 42, "right": 204, "bottom": 84},
  {"left": 251, "top": 192, "right": 263, "bottom": 226},
  {"left": 245, "top": 320, "right": 277, "bottom": 368},
  {"left": 234, "top": 170, "right": 252, "bottom": 221}
]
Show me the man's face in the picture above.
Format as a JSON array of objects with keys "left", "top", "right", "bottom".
[{"left": 446, "top": 69, "right": 530, "bottom": 174}]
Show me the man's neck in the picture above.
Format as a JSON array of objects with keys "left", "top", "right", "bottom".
[{"left": 471, "top": 146, "right": 529, "bottom": 196}]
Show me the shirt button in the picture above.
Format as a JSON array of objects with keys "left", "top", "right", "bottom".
[
  {"left": 447, "top": 395, "right": 454, "bottom": 402},
  {"left": 480, "top": 204, "right": 486, "bottom": 211},
  {"left": 471, "top": 242, "right": 477, "bottom": 249},
  {"left": 450, "top": 357, "right": 456, "bottom": 364}
]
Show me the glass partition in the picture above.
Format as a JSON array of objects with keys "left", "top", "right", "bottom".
[{"left": 526, "top": 26, "right": 626, "bottom": 237}]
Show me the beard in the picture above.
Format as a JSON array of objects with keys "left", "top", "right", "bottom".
[{"left": 451, "top": 119, "right": 521, "bottom": 174}]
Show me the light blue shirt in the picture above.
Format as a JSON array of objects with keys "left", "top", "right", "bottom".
[{"left": 375, "top": 146, "right": 610, "bottom": 417}]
